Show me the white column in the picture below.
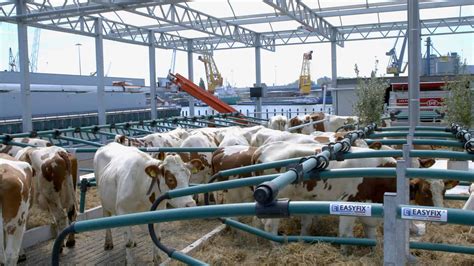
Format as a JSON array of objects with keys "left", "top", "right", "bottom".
[
  {"left": 17, "top": 0, "right": 32, "bottom": 132},
  {"left": 187, "top": 40, "right": 195, "bottom": 117},
  {"left": 330, "top": 37, "right": 337, "bottom": 115},
  {"left": 149, "top": 31, "right": 157, "bottom": 120},
  {"left": 255, "top": 34, "right": 262, "bottom": 119},
  {"left": 95, "top": 18, "right": 106, "bottom": 126}
]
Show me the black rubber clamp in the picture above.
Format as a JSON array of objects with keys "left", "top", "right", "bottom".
[
  {"left": 289, "top": 163, "right": 305, "bottom": 184},
  {"left": 255, "top": 199, "right": 290, "bottom": 219}
]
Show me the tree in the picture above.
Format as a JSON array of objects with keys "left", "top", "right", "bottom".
[
  {"left": 353, "top": 61, "right": 389, "bottom": 126},
  {"left": 199, "top": 78, "right": 206, "bottom": 90},
  {"left": 444, "top": 74, "right": 473, "bottom": 128}
]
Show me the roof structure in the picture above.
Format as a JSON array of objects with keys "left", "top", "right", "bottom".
[{"left": 1, "top": 0, "right": 472, "bottom": 52}]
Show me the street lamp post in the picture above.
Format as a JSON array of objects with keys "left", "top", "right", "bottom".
[{"left": 75, "top": 43, "right": 82, "bottom": 75}]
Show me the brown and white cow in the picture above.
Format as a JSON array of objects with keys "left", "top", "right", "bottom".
[
  {"left": 94, "top": 142, "right": 195, "bottom": 264},
  {"left": 0, "top": 138, "right": 52, "bottom": 157},
  {"left": 267, "top": 115, "right": 288, "bottom": 131},
  {"left": 15, "top": 146, "right": 78, "bottom": 249},
  {"left": 289, "top": 112, "right": 358, "bottom": 134},
  {"left": 211, "top": 145, "right": 259, "bottom": 204},
  {"left": 250, "top": 128, "right": 318, "bottom": 147},
  {"left": 251, "top": 141, "right": 455, "bottom": 243},
  {"left": 0, "top": 155, "right": 33, "bottom": 266},
  {"left": 177, "top": 132, "right": 218, "bottom": 203}
]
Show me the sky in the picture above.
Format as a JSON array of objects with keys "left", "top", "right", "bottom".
[{"left": 0, "top": 1, "right": 473, "bottom": 87}]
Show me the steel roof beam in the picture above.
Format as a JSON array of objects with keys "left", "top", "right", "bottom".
[
  {"left": 125, "top": 3, "right": 275, "bottom": 51},
  {"left": 1, "top": 0, "right": 188, "bottom": 22},
  {"left": 193, "top": 16, "right": 474, "bottom": 49},
  {"left": 151, "top": 0, "right": 472, "bottom": 33},
  {"left": 263, "top": 0, "right": 344, "bottom": 47}
]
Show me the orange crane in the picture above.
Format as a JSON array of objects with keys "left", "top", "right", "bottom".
[
  {"left": 299, "top": 50, "right": 313, "bottom": 94},
  {"left": 168, "top": 73, "right": 237, "bottom": 114}
]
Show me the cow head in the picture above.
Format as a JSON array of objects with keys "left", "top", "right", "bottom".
[
  {"left": 289, "top": 117, "right": 303, "bottom": 133},
  {"left": 145, "top": 155, "right": 196, "bottom": 208},
  {"left": 410, "top": 178, "right": 459, "bottom": 207}
]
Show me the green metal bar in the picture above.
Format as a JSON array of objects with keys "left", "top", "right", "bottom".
[
  {"left": 193, "top": 119, "right": 227, "bottom": 128},
  {"left": 55, "top": 135, "right": 103, "bottom": 147},
  {"left": 124, "top": 127, "right": 155, "bottom": 134},
  {"left": 410, "top": 150, "right": 474, "bottom": 161},
  {"left": 79, "top": 168, "right": 94, "bottom": 173},
  {"left": 410, "top": 242, "right": 474, "bottom": 255},
  {"left": 87, "top": 130, "right": 117, "bottom": 137},
  {"left": 369, "top": 132, "right": 456, "bottom": 138},
  {"left": 444, "top": 194, "right": 469, "bottom": 201},
  {"left": 212, "top": 118, "right": 249, "bottom": 127},
  {"left": 376, "top": 126, "right": 449, "bottom": 132},
  {"left": 169, "top": 174, "right": 279, "bottom": 198},
  {"left": 3, "top": 141, "right": 38, "bottom": 148},
  {"left": 406, "top": 169, "right": 474, "bottom": 182},
  {"left": 236, "top": 114, "right": 269, "bottom": 122},
  {"left": 365, "top": 139, "right": 464, "bottom": 148},
  {"left": 398, "top": 205, "right": 474, "bottom": 226},
  {"left": 459, "top": 181, "right": 472, "bottom": 186},
  {"left": 222, "top": 218, "right": 377, "bottom": 246},
  {"left": 73, "top": 148, "right": 99, "bottom": 153}
]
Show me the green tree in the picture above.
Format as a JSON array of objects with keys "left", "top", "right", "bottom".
[
  {"left": 444, "top": 74, "right": 473, "bottom": 128},
  {"left": 353, "top": 61, "right": 389, "bottom": 126},
  {"left": 199, "top": 78, "right": 206, "bottom": 90}
]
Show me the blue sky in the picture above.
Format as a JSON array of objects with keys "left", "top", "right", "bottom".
[{"left": 1, "top": 12, "right": 473, "bottom": 87}]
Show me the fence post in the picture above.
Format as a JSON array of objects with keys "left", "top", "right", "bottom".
[{"left": 383, "top": 192, "right": 398, "bottom": 265}]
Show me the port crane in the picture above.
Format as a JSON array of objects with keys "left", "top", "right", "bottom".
[
  {"left": 198, "top": 53, "right": 223, "bottom": 94},
  {"left": 299, "top": 50, "right": 313, "bottom": 94},
  {"left": 386, "top": 33, "right": 407, "bottom": 76}
]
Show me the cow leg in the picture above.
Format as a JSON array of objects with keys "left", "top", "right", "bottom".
[
  {"left": 123, "top": 226, "right": 137, "bottom": 265},
  {"left": 4, "top": 209, "right": 28, "bottom": 266},
  {"left": 339, "top": 216, "right": 356, "bottom": 255},
  {"left": 103, "top": 210, "right": 114, "bottom": 250},
  {"left": 65, "top": 204, "right": 77, "bottom": 248},
  {"left": 0, "top": 206, "right": 5, "bottom": 265},
  {"left": 48, "top": 201, "right": 68, "bottom": 251},
  {"left": 300, "top": 215, "right": 314, "bottom": 236}
]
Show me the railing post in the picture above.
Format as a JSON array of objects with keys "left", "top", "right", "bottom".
[{"left": 383, "top": 192, "right": 398, "bottom": 265}]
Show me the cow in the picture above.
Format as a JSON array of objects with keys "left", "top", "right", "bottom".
[
  {"left": 251, "top": 141, "right": 456, "bottom": 251},
  {"left": 0, "top": 155, "right": 33, "bottom": 266},
  {"left": 216, "top": 128, "right": 250, "bottom": 147},
  {"left": 463, "top": 183, "right": 474, "bottom": 234},
  {"left": 0, "top": 138, "right": 52, "bottom": 157},
  {"left": 178, "top": 132, "right": 217, "bottom": 204},
  {"left": 267, "top": 115, "right": 288, "bottom": 131},
  {"left": 114, "top": 127, "right": 188, "bottom": 148},
  {"left": 211, "top": 145, "right": 259, "bottom": 204},
  {"left": 289, "top": 112, "right": 358, "bottom": 134},
  {"left": 94, "top": 143, "right": 196, "bottom": 264},
  {"left": 15, "top": 146, "right": 78, "bottom": 249}
]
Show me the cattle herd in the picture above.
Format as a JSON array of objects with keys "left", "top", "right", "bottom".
[{"left": 0, "top": 112, "right": 466, "bottom": 264}]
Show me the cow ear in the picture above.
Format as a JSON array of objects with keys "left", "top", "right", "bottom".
[
  {"left": 418, "top": 158, "right": 435, "bottom": 168},
  {"left": 369, "top": 142, "right": 382, "bottom": 150},
  {"left": 116, "top": 135, "right": 126, "bottom": 144},
  {"left": 444, "top": 180, "right": 459, "bottom": 190},
  {"left": 187, "top": 159, "right": 203, "bottom": 174},
  {"left": 145, "top": 165, "right": 161, "bottom": 179}
]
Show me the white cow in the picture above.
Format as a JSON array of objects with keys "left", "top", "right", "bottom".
[
  {"left": 94, "top": 143, "right": 195, "bottom": 264},
  {"left": 114, "top": 127, "right": 188, "bottom": 148},
  {"left": 289, "top": 112, "right": 358, "bottom": 134},
  {"left": 0, "top": 138, "right": 52, "bottom": 157},
  {"left": 0, "top": 154, "right": 33, "bottom": 266},
  {"left": 267, "top": 115, "right": 288, "bottom": 131}
]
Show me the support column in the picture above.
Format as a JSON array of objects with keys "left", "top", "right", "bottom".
[
  {"left": 149, "top": 31, "right": 157, "bottom": 120},
  {"left": 95, "top": 18, "right": 106, "bottom": 139},
  {"left": 187, "top": 40, "right": 195, "bottom": 117},
  {"left": 408, "top": 0, "right": 420, "bottom": 142},
  {"left": 17, "top": 0, "right": 32, "bottom": 132},
  {"left": 330, "top": 36, "right": 337, "bottom": 115},
  {"left": 255, "top": 34, "right": 262, "bottom": 119}
]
